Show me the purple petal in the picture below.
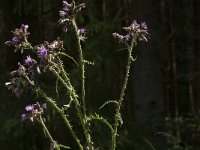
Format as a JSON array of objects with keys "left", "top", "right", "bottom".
[
  {"left": 38, "top": 46, "right": 48, "bottom": 59},
  {"left": 25, "top": 105, "right": 34, "bottom": 112},
  {"left": 141, "top": 22, "right": 148, "bottom": 30}
]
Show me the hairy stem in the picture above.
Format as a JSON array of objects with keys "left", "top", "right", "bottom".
[
  {"left": 24, "top": 75, "right": 83, "bottom": 150},
  {"left": 71, "top": 19, "right": 86, "bottom": 117},
  {"left": 39, "top": 115, "right": 59, "bottom": 150},
  {"left": 111, "top": 39, "right": 135, "bottom": 150},
  {"left": 38, "top": 89, "right": 83, "bottom": 150},
  {"left": 50, "top": 66, "right": 93, "bottom": 150}
]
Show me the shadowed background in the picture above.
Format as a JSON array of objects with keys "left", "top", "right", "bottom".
[{"left": 0, "top": 0, "right": 200, "bottom": 150}]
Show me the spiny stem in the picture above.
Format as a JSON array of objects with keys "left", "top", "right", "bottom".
[
  {"left": 24, "top": 75, "right": 83, "bottom": 150},
  {"left": 50, "top": 67, "right": 93, "bottom": 150},
  {"left": 111, "top": 39, "right": 135, "bottom": 150},
  {"left": 39, "top": 115, "right": 59, "bottom": 150},
  {"left": 71, "top": 19, "right": 86, "bottom": 117},
  {"left": 38, "top": 88, "right": 83, "bottom": 150}
]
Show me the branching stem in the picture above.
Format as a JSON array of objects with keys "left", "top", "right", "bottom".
[
  {"left": 24, "top": 75, "right": 83, "bottom": 150},
  {"left": 50, "top": 65, "right": 93, "bottom": 150}
]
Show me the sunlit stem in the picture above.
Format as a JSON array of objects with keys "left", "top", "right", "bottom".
[
  {"left": 111, "top": 38, "right": 136, "bottom": 150},
  {"left": 71, "top": 19, "right": 86, "bottom": 117},
  {"left": 50, "top": 66, "right": 94, "bottom": 150},
  {"left": 38, "top": 115, "right": 59, "bottom": 150},
  {"left": 24, "top": 75, "right": 83, "bottom": 150}
]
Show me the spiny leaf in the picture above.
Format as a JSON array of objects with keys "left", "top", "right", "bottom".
[
  {"left": 58, "top": 144, "right": 71, "bottom": 149},
  {"left": 83, "top": 60, "right": 95, "bottom": 65},
  {"left": 99, "top": 100, "right": 118, "bottom": 110},
  {"left": 87, "top": 114, "right": 114, "bottom": 133},
  {"left": 58, "top": 52, "right": 79, "bottom": 66}
]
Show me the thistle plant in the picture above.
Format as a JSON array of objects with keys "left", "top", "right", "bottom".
[{"left": 5, "top": 1, "right": 149, "bottom": 150}]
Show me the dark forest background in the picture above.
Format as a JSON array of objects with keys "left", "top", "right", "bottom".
[{"left": 0, "top": 0, "right": 200, "bottom": 150}]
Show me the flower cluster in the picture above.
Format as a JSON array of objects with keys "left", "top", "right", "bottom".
[
  {"left": 5, "top": 37, "right": 65, "bottom": 98},
  {"left": 48, "top": 39, "right": 64, "bottom": 51},
  {"left": 21, "top": 103, "right": 47, "bottom": 122},
  {"left": 5, "top": 63, "right": 34, "bottom": 97},
  {"left": 78, "top": 27, "right": 87, "bottom": 41},
  {"left": 38, "top": 45, "right": 48, "bottom": 59},
  {"left": 24, "top": 56, "right": 40, "bottom": 79},
  {"left": 5, "top": 24, "right": 30, "bottom": 53},
  {"left": 112, "top": 20, "right": 149, "bottom": 45},
  {"left": 5, "top": 55, "right": 40, "bottom": 97},
  {"left": 37, "top": 39, "right": 64, "bottom": 60},
  {"left": 59, "top": 1, "right": 85, "bottom": 32},
  {"left": 36, "top": 40, "right": 64, "bottom": 69}
]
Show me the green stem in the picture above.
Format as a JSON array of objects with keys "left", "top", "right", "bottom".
[
  {"left": 111, "top": 39, "right": 135, "bottom": 150},
  {"left": 50, "top": 67, "right": 93, "bottom": 150},
  {"left": 71, "top": 19, "right": 86, "bottom": 117},
  {"left": 38, "top": 89, "right": 83, "bottom": 150},
  {"left": 24, "top": 75, "right": 83, "bottom": 150},
  {"left": 39, "top": 115, "right": 59, "bottom": 150}
]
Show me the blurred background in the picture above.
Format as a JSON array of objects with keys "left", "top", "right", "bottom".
[{"left": 0, "top": 0, "right": 200, "bottom": 149}]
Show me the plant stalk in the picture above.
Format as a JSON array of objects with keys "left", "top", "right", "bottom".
[
  {"left": 51, "top": 66, "right": 93, "bottom": 150},
  {"left": 111, "top": 39, "right": 135, "bottom": 150},
  {"left": 39, "top": 115, "right": 59, "bottom": 150},
  {"left": 24, "top": 75, "right": 83, "bottom": 150},
  {"left": 71, "top": 19, "right": 86, "bottom": 117}
]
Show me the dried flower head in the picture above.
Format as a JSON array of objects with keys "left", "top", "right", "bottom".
[
  {"left": 5, "top": 63, "right": 35, "bottom": 97},
  {"left": 58, "top": 1, "right": 86, "bottom": 32},
  {"left": 48, "top": 39, "right": 64, "bottom": 50},
  {"left": 113, "top": 20, "right": 150, "bottom": 45},
  {"left": 5, "top": 24, "right": 30, "bottom": 53}
]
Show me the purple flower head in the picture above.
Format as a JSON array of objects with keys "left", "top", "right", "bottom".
[
  {"left": 78, "top": 28, "right": 86, "bottom": 34},
  {"left": 11, "top": 36, "right": 20, "bottom": 45},
  {"left": 21, "top": 24, "right": 29, "bottom": 33},
  {"left": 63, "top": 1, "right": 71, "bottom": 11},
  {"left": 24, "top": 56, "right": 37, "bottom": 66},
  {"left": 59, "top": 1, "right": 70, "bottom": 19},
  {"left": 21, "top": 102, "right": 47, "bottom": 122},
  {"left": 141, "top": 22, "right": 148, "bottom": 30},
  {"left": 25, "top": 104, "right": 34, "bottom": 112},
  {"left": 38, "top": 45, "right": 48, "bottom": 59},
  {"left": 131, "top": 20, "right": 137, "bottom": 25}
]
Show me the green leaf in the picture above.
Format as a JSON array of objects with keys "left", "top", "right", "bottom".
[
  {"left": 83, "top": 60, "right": 95, "bottom": 65},
  {"left": 99, "top": 100, "right": 118, "bottom": 110},
  {"left": 87, "top": 114, "right": 114, "bottom": 133},
  {"left": 58, "top": 52, "right": 79, "bottom": 66}
]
